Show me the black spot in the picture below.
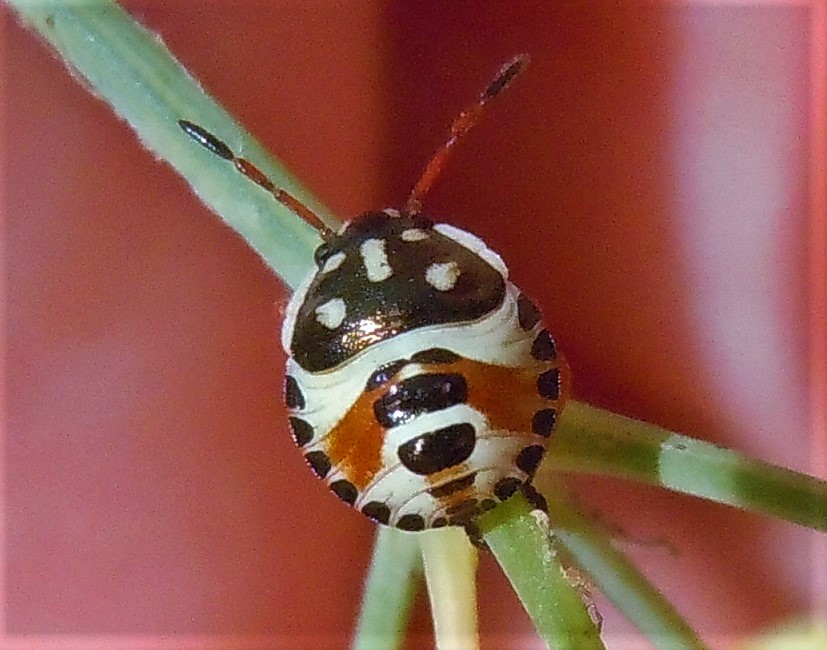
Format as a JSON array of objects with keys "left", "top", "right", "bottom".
[
  {"left": 304, "top": 451, "right": 331, "bottom": 478},
  {"left": 411, "top": 348, "right": 460, "bottom": 364},
  {"left": 537, "top": 368, "right": 561, "bottom": 400},
  {"left": 532, "top": 409, "right": 557, "bottom": 437},
  {"left": 494, "top": 476, "right": 522, "bottom": 501},
  {"left": 521, "top": 483, "right": 548, "bottom": 513},
  {"left": 361, "top": 501, "right": 391, "bottom": 525},
  {"left": 365, "top": 359, "right": 408, "bottom": 392},
  {"left": 431, "top": 517, "right": 448, "bottom": 528},
  {"left": 517, "top": 293, "right": 541, "bottom": 330},
  {"left": 531, "top": 330, "right": 557, "bottom": 361},
  {"left": 480, "top": 498, "right": 497, "bottom": 513},
  {"left": 330, "top": 480, "right": 358, "bottom": 505},
  {"left": 396, "top": 514, "right": 425, "bottom": 531},
  {"left": 288, "top": 417, "right": 313, "bottom": 447},
  {"left": 428, "top": 473, "right": 476, "bottom": 498},
  {"left": 374, "top": 373, "right": 468, "bottom": 428},
  {"left": 464, "top": 522, "right": 485, "bottom": 548},
  {"left": 397, "top": 423, "right": 476, "bottom": 476},
  {"left": 516, "top": 445, "right": 545, "bottom": 477},
  {"left": 284, "top": 376, "right": 305, "bottom": 410}
]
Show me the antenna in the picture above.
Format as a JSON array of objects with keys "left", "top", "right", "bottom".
[
  {"left": 404, "top": 54, "right": 530, "bottom": 216},
  {"left": 178, "top": 120, "right": 334, "bottom": 240}
]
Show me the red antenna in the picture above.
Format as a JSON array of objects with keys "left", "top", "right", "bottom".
[
  {"left": 404, "top": 54, "right": 530, "bottom": 216},
  {"left": 178, "top": 120, "right": 334, "bottom": 240}
]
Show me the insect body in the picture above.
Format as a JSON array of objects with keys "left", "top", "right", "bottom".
[{"left": 179, "top": 55, "right": 570, "bottom": 531}]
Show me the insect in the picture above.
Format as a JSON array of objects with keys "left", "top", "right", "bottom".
[{"left": 179, "top": 54, "right": 570, "bottom": 532}]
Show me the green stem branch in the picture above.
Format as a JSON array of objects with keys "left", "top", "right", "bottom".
[
  {"left": 9, "top": 0, "right": 335, "bottom": 289},
  {"left": 353, "top": 528, "right": 422, "bottom": 650},
  {"left": 547, "top": 402, "right": 827, "bottom": 531}
]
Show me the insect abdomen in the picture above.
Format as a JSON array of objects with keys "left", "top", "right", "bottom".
[{"left": 284, "top": 277, "right": 569, "bottom": 530}]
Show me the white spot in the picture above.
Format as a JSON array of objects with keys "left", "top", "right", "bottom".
[
  {"left": 315, "top": 298, "right": 346, "bottom": 329},
  {"left": 434, "top": 223, "right": 508, "bottom": 278},
  {"left": 426, "top": 261, "right": 461, "bottom": 291},
  {"left": 383, "top": 208, "right": 401, "bottom": 218},
  {"left": 321, "top": 251, "right": 346, "bottom": 274},
  {"left": 360, "top": 238, "right": 393, "bottom": 282},
  {"left": 401, "top": 228, "right": 429, "bottom": 242}
]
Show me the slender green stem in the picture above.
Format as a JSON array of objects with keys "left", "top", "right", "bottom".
[
  {"left": 8, "top": 0, "right": 337, "bottom": 289},
  {"left": 547, "top": 401, "right": 827, "bottom": 531},
  {"left": 353, "top": 528, "right": 422, "bottom": 650},
  {"left": 420, "top": 528, "right": 480, "bottom": 650},
  {"left": 478, "top": 494, "right": 606, "bottom": 650},
  {"left": 537, "top": 478, "right": 708, "bottom": 650}
]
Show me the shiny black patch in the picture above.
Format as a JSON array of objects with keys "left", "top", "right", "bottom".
[
  {"left": 365, "top": 359, "right": 408, "bottom": 392},
  {"left": 289, "top": 211, "right": 506, "bottom": 372},
  {"left": 537, "top": 368, "right": 561, "bottom": 400},
  {"left": 494, "top": 476, "right": 522, "bottom": 501},
  {"left": 288, "top": 417, "right": 313, "bottom": 447},
  {"left": 330, "top": 479, "right": 358, "bottom": 505},
  {"left": 284, "top": 376, "right": 305, "bottom": 410},
  {"left": 397, "top": 423, "right": 476, "bottom": 476},
  {"left": 531, "top": 329, "right": 557, "bottom": 360},
  {"left": 532, "top": 408, "right": 557, "bottom": 437},
  {"left": 517, "top": 293, "right": 541, "bottom": 330},
  {"left": 361, "top": 501, "right": 391, "bottom": 525},
  {"left": 516, "top": 445, "right": 545, "bottom": 477},
  {"left": 374, "top": 373, "right": 468, "bottom": 429},
  {"left": 410, "top": 348, "right": 460, "bottom": 364},
  {"left": 428, "top": 473, "right": 476, "bottom": 499},
  {"left": 304, "top": 451, "right": 331, "bottom": 478},
  {"left": 396, "top": 514, "right": 425, "bottom": 531}
]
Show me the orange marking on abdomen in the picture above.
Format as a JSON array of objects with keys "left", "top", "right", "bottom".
[
  {"left": 322, "top": 386, "right": 385, "bottom": 491},
  {"left": 321, "top": 350, "right": 570, "bottom": 491},
  {"left": 445, "top": 355, "right": 570, "bottom": 437}
]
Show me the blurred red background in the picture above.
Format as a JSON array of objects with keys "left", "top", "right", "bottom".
[{"left": 3, "top": 1, "right": 824, "bottom": 648}]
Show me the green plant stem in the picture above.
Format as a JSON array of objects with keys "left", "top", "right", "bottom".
[
  {"left": 537, "top": 478, "right": 708, "bottom": 650},
  {"left": 548, "top": 402, "right": 827, "bottom": 531},
  {"left": 8, "top": 0, "right": 337, "bottom": 290},
  {"left": 420, "top": 528, "right": 480, "bottom": 650},
  {"left": 478, "top": 494, "right": 606, "bottom": 650},
  {"left": 353, "top": 528, "right": 422, "bottom": 650}
]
